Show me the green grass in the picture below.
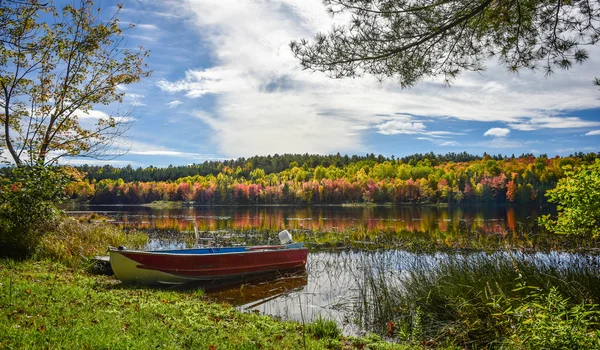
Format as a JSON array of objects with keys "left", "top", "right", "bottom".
[
  {"left": 309, "top": 315, "right": 342, "bottom": 340},
  {"left": 0, "top": 260, "right": 418, "bottom": 349}
]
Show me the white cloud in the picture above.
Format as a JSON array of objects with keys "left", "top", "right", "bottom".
[
  {"left": 556, "top": 148, "right": 576, "bottom": 153},
  {"left": 134, "top": 23, "right": 158, "bottom": 31},
  {"left": 0, "top": 149, "right": 15, "bottom": 164},
  {"left": 509, "top": 116, "right": 600, "bottom": 131},
  {"left": 167, "top": 100, "right": 183, "bottom": 107},
  {"left": 439, "top": 140, "right": 460, "bottom": 146},
  {"left": 484, "top": 128, "right": 510, "bottom": 137},
  {"left": 130, "top": 150, "right": 198, "bottom": 156},
  {"left": 60, "top": 158, "right": 141, "bottom": 167},
  {"left": 427, "top": 131, "right": 466, "bottom": 137},
  {"left": 126, "top": 93, "right": 146, "bottom": 107},
  {"left": 78, "top": 109, "right": 110, "bottom": 120},
  {"left": 479, "top": 138, "right": 530, "bottom": 149},
  {"left": 417, "top": 137, "right": 460, "bottom": 146},
  {"left": 157, "top": 68, "right": 247, "bottom": 98},
  {"left": 114, "top": 139, "right": 218, "bottom": 159},
  {"left": 153, "top": 0, "right": 600, "bottom": 157},
  {"left": 64, "top": 109, "right": 133, "bottom": 123},
  {"left": 377, "top": 121, "right": 426, "bottom": 135},
  {"left": 128, "top": 34, "right": 157, "bottom": 42},
  {"left": 585, "top": 130, "right": 600, "bottom": 136}
]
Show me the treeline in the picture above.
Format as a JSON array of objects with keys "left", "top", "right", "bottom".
[
  {"left": 66, "top": 153, "right": 599, "bottom": 205},
  {"left": 78, "top": 152, "right": 488, "bottom": 182}
]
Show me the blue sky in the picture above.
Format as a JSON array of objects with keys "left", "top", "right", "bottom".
[{"left": 61, "top": 0, "right": 600, "bottom": 167}]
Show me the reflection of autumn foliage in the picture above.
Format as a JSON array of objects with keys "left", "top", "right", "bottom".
[
  {"left": 106, "top": 206, "right": 537, "bottom": 239},
  {"left": 506, "top": 180, "right": 517, "bottom": 203},
  {"left": 506, "top": 208, "right": 517, "bottom": 232},
  {"left": 66, "top": 155, "right": 595, "bottom": 206}
]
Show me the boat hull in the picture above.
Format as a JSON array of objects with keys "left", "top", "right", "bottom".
[{"left": 109, "top": 247, "right": 309, "bottom": 285}]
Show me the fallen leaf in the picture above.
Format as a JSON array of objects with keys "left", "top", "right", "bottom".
[{"left": 386, "top": 321, "right": 395, "bottom": 336}]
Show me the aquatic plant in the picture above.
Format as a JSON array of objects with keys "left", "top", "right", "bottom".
[{"left": 352, "top": 251, "right": 600, "bottom": 347}]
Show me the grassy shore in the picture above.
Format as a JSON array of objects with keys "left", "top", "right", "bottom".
[
  {"left": 3, "top": 215, "right": 600, "bottom": 349},
  {"left": 0, "top": 260, "right": 416, "bottom": 349}
]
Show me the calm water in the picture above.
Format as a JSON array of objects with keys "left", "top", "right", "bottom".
[
  {"left": 67, "top": 204, "right": 565, "bottom": 336},
  {"left": 209, "top": 250, "right": 598, "bottom": 336},
  {"left": 66, "top": 204, "right": 544, "bottom": 234}
]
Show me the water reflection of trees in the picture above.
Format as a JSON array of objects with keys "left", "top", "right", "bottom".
[
  {"left": 88, "top": 205, "right": 536, "bottom": 237},
  {"left": 73, "top": 205, "right": 593, "bottom": 250}
]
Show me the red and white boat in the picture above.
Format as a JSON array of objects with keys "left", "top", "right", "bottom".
[{"left": 109, "top": 230, "right": 308, "bottom": 285}]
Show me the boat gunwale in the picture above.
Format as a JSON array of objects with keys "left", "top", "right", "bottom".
[{"left": 109, "top": 246, "right": 307, "bottom": 257}]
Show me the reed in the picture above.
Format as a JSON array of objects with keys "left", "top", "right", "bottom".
[
  {"left": 37, "top": 217, "right": 148, "bottom": 267},
  {"left": 353, "top": 251, "right": 600, "bottom": 347},
  {"left": 164, "top": 224, "right": 600, "bottom": 253}
]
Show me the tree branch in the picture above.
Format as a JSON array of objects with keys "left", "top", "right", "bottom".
[{"left": 317, "top": 0, "right": 494, "bottom": 65}]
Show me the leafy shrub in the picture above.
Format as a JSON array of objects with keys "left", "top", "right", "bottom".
[
  {"left": 540, "top": 159, "right": 600, "bottom": 237},
  {"left": 0, "top": 165, "right": 146, "bottom": 264},
  {"left": 0, "top": 166, "right": 70, "bottom": 258},
  {"left": 493, "top": 284, "right": 600, "bottom": 349}
]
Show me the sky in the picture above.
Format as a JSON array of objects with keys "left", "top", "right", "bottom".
[{"left": 58, "top": 0, "right": 600, "bottom": 167}]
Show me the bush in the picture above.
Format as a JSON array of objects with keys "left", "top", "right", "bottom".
[
  {"left": 493, "top": 284, "right": 600, "bottom": 349},
  {"left": 0, "top": 166, "right": 70, "bottom": 258},
  {"left": 0, "top": 166, "right": 140, "bottom": 264},
  {"left": 540, "top": 159, "right": 600, "bottom": 237}
]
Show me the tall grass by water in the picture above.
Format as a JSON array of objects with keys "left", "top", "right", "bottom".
[
  {"left": 141, "top": 223, "right": 600, "bottom": 255},
  {"left": 352, "top": 251, "right": 600, "bottom": 348},
  {"left": 37, "top": 216, "right": 148, "bottom": 267}
]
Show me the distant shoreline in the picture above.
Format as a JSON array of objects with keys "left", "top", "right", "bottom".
[{"left": 61, "top": 200, "right": 535, "bottom": 209}]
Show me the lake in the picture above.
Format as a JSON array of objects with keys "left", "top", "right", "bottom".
[
  {"left": 66, "top": 204, "right": 543, "bottom": 234},
  {"left": 67, "top": 204, "right": 583, "bottom": 336}
]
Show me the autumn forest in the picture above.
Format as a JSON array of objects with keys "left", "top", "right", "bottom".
[{"left": 65, "top": 152, "right": 599, "bottom": 206}]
